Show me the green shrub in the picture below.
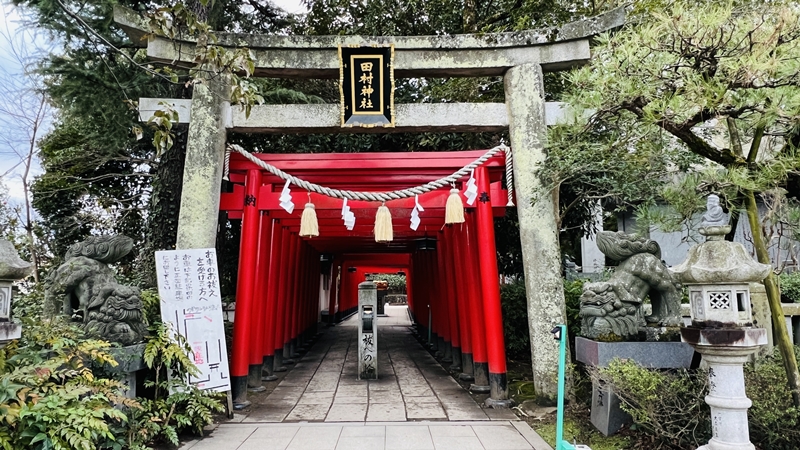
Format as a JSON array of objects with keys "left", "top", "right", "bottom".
[
  {"left": 745, "top": 346, "right": 800, "bottom": 449},
  {"left": 0, "top": 318, "right": 136, "bottom": 450},
  {"left": 501, "top": 280, "right": 529, "bottom": 359},
  {"left": 594, "top": 359, "right": 711, "bottom": 449},
  {"left": 779, "top": 272, "right": 800, "bottom": 303},
  {"left": 595, "top": 349, "right": 800, "bottom": 450},
  {"left": 501, "top": 278, "right": 585, "bottom": 360},
  {"left": 0, "top": 288, "right": 224, "bottom": 450},
  {"left": 124, "top": 291, "right": 225, "bottom": 449},
  {"left": 563, "top": 279, "right": 584, "bottom": 339}
]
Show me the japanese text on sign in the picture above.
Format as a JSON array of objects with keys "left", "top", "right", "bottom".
[{"left": 155, "top": 248, "right": 230, "bottom": 393}]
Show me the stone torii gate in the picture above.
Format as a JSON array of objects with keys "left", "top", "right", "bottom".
[{"left": 114, "top": 6, "right": 625, "bottom": 401}]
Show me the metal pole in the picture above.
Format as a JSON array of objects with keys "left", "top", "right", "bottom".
[{"left": 553, "top": 324, "right": 575, "bottom": 450}]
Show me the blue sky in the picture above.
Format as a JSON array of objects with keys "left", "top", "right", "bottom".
[{"left": 0, "top": 3, "right": 50, "bottom": 206}]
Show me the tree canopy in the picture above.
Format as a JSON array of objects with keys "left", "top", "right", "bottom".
[{"left": 549, "top": 0, "right": 800, "bottom": 404}]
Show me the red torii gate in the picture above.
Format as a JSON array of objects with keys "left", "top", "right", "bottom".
[{"left": 220, "top": 149, "right": 512, "bottom": 406}]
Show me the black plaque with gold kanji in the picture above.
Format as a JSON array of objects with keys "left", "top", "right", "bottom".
[{"left": 339, "top": 45, "right": 394, "bottom": 128}]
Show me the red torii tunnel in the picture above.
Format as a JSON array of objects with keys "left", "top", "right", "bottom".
[{"left": 221, "top": 150, "right": 512, "bottom": 407}]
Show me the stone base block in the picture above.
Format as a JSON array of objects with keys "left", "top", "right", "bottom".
[
  {"left": 576, "top": 336, "right": 695, "bottom": 368},
  {"left": 590, "top": 381, "right": 631, "bottom": 436},
  {"left": 0, "top": 322, "right": 22, "bottom": 344}
]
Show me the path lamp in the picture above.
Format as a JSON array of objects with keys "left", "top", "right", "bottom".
[
  {"left": 671, "top": 196, "right": 770, "bottom": 450},
  {"left": 0, "top": 240, "right": 32, "bottom": 347}
]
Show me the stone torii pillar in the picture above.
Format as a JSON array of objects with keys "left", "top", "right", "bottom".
[
  {"left": 175, "top": 75, "right": 230, "bottom": 250},
  {"left": 505, "top": 63, "right": 567, "bottom": 400}
]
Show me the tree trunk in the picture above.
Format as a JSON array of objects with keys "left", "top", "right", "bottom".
[
  {"left": 139, "top": 126, "right": 188, "bottom": 288},
  {"left": 463, "top": 0, "right": 477, "bottom": 32},
  {"left": 21, "top": 96, "right": 47, "bottom": 283},
  {"left": 745, "top": 190, "right": 800, "bottom": 407}
]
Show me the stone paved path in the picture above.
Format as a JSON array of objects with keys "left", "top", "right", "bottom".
[{"left": 178, "top": 305, "right": 552, "bottom": 450}]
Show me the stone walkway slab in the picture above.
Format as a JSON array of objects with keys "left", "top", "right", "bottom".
[{"left": 179, "top": 306, "right": 552, "bottom": 450}]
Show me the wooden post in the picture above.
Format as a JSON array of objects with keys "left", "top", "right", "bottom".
[
  {"left": 451, "top": 225, "right": 472, "bottom": 374},
  {"left": 248, "top": 211, "right": 272, "bottom": 391},
  {"left": 262, "top": 221, "right": 282, "bottom": 381},
  {"left": 467, "top": 205, "right": 490, "bottom": 391},
  {"left": 475, "top": 166, "right": 511, "bottom": 407},
  {"left": 231, "top": 169, "right": 261, "bottom": 408},
  {"left": 443, "top": 226, "right": 461, "bottom": 368},
  {"left": 274, "top": 231, "right": 295, "bottom": 372},
  {"left": 328, "top": 258, "right": 341, "bottom": 325}
]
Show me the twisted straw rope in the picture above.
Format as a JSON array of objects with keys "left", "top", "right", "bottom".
[{"left": 227, "top": 143, "right": 515, "bottom": 206}]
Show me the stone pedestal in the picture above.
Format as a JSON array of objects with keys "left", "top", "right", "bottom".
[
  {"left": 576, "top": 336, "right": 696, "bottom": 436},
  {"left": 109, "top": 343, "right": 147, "bottom": 399},
  {"left": 681, "top": 327, "right": 767, "bottom": 450}
]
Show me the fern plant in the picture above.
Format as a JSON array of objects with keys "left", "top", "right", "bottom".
[{"left": 123, "top": 322, "right": 224, "bottom": 449}]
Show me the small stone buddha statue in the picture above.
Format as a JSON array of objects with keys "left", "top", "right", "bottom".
[{"left": 700, "top": 194, "right": 730, "bottom": 239}]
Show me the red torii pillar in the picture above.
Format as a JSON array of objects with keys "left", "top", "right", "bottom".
[
  {"left": 261, "top": 221, "right": 283, "bottom": 382},
  {"left": 475, "top": 166, "right": 510, "bottom": 406},
  {"left": 451, "top": 225, "right": 473, "bottom": 377},
  {"left": 231, "top": 169, "right": 261, "bottom": 408},
  {"left": 274, "top": 231, "right": 296, "bottom": 372},
  {"left": 285, "top": 234, "right": 302, "bottom": 362},
  {"left": 442, "top": 226, "right": 461, "bottom": 368},
  {"left": 247, "top": 211, "right": 272, "bottom": 392},
  {"left": 466, "top": 210, "right": 490, "bottom": 390},
  {"left": 327, "top": 258, "right": 340, "bottom": 324}
]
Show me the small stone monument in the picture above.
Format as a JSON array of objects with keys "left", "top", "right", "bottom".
[
  {"left": 0, "top": 240, "right": 33, "bottom": 346},
  {"left": 672, "top": 195, "right": 769, "bottom": 450}
]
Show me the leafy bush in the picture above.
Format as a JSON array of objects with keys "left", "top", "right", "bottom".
[
  {"left": 746, "top": 347, "right": 800, "bottom": 449},
  {"left": 501, "top": 278, "right": 585, "bottom": 360},
  {"left": 563, "top": 279, "right": 584, "bottom": 339},
  {"left": 11, "top": 284, "right": 44, "bottom": 323},
  {"left": 501, "top": 280, "right": 529, "bottom": 359},
  {"left": 779, "top": 272, "right": 800, "bottom": 303},
  {"left": 124, "top": 323, "right": 225, "bottom": 449},
  {"left": 124, "top": 290, "right": 225, "bottom": 449},
  {"left": 595, "top": 348, "right": 800, "bottom": 450},
  {"left": 594, "top": 359, "right": 711, "bottom": 449},
  {"left": 0, "top": 318, "right": 137, "bottom": 450},
  {"left": 0, "top": 288, "right": 224, "bottom": 450}
]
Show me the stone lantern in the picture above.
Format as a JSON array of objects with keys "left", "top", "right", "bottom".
[
  {"left": 0, "top": 240, "right": 33, "bottom": 347},
  {"left": 671, "top": 195, "right": 770, "bottom": 450}
]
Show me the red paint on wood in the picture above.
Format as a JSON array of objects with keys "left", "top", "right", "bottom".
[
  {"left": 263, "top": 222, "right": 283, "bottom": 357},
  {"left": 231, "top": 169, "right": 262, "bottom": 377},
  {"left": 475, "top": 166, "right": 507, "bottom": 374},
  {"left": 451, "top": 225, "right": 472, "bottom": 354},
  {"left": 443, "top": 226, "right": 460, "bottom": 348},
  {"left": 251, "top": 212, "right": 272, "bottom": 364},
  {"left": 466, "top": 211, "right": 487, "bottom": 363}
]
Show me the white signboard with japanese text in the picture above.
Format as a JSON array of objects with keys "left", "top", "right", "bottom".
[{"left": 155, "top": 248, "right": 230, "bottom": 392}]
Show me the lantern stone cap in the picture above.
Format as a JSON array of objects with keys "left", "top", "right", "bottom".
[
  {"left": 670, "top": 239, "right": 771, "bottom": 284},
  {"left": 0, "top": 240, "right": 33, "bottom": 281},
  {"left": 680, "top": 326, "right": 767, "bottom": 349}
]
